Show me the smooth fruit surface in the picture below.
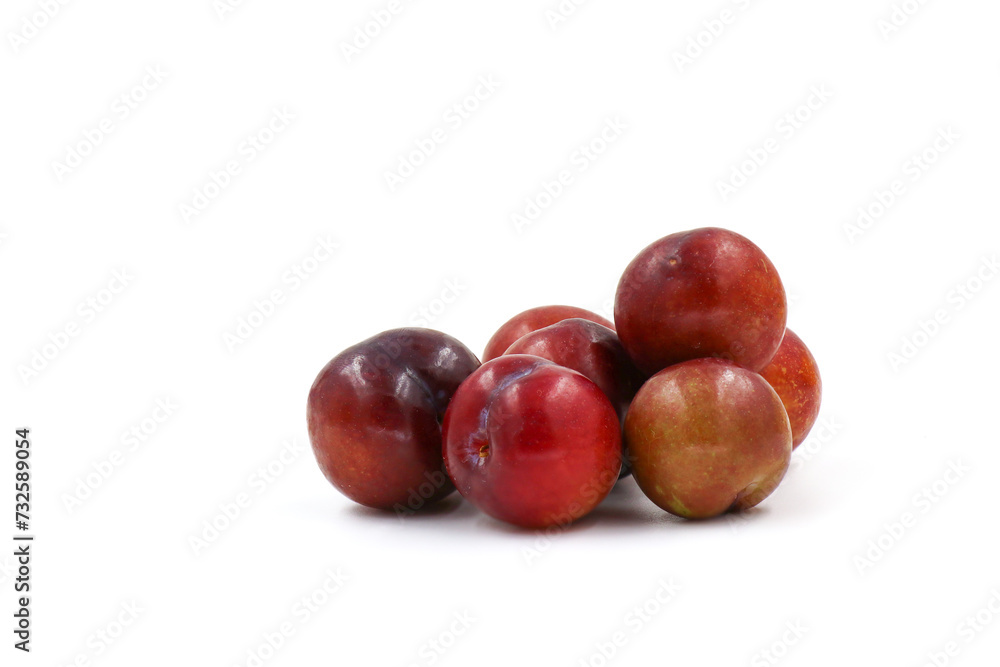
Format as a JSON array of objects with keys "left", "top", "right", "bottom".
[
  {"left": 503, "top": 318, "right": 644, "bottom": 422},
  {"left": 307, "top": 328, "right": 480, "bottom": 511},
  {"left": 615, "top": 227, "right": 787, "bottom": 374},
  {"left": 443, "top": 355, "right": 621, "bottom": 528},
  {"left": 482, "top": 305, "right": 614, "bottom": 362},
  {"left": 625, "top": 358, "right": 792, "bottom": 519},
  {"left": 504, "top": 318, "right": 644, "bottom": 478},
  {"left": 760, "top": 329, "right": 822, "bottom": 449}
]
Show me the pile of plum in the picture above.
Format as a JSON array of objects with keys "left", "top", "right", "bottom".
[{"left": 307, "top": 228, "right": 821, "bottom": 528}]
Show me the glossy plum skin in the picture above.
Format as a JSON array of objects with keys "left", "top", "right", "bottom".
[
  {"left": 306, "top": 328, "right": 480, "bottom": 511},
  {"left": 614, "top": 228, "right": 787, "bottom": 375},
  {"left": 482, "top": 305, "right": 614, "bottom": 362},
  {"left": 503, "top": 319, "right": 644, "bottom": 422},
  {"left": 760, "top": 329, "right": 822, "bottom": 449},
  {"left": 442, "top": 355, "right": 622, "bottom": 529},
  {"left": 503, "top": 318, "right": 645, "bottom": 478},
  {"left": 625, "top": 358, "right": 792, "bottom": 519}
]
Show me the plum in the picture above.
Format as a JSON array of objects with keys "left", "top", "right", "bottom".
[
  {"left": 442, "top": 355, "right": 621, "bottom": 528},
  {"left": 482, "top": 305, "right": 614, "bottom": 362},
  {"left": 615, "top": 227, "right": 787, "bottom": 374},
  {"left": 503, "top": 318, "right": 644, "bottom": 422},
  {"left": 306, "top": 328, "right": 479, "bottom": 511},
  {"left": 760, "top": 329, "right": 822, "bottom": 449},
  {"left": 625, "top": 358, "right": 792, "bottom": 519}
]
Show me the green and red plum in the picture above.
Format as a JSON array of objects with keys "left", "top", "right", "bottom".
[{"left": 625, "top": 358, "right": 792, "bottom": 519}]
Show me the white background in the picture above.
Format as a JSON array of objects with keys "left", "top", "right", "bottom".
[{"left": 2, "top": 0, "right": 999, "bottom": 665}]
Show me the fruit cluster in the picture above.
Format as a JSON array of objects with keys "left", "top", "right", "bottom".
[{"left": 306, "top": 228, "right": 821, "bottom": 528}]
